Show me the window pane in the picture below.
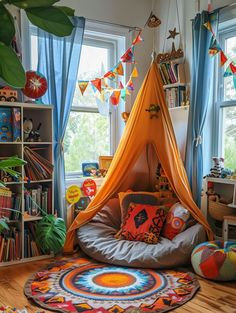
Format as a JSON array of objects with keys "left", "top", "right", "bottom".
[
  {"left": 64, "top": 111, "right": 110, "bottom": 173},
  {"left": 222, "top": 106, "right": 236, "bottom": 170},
  {"left": 72, "top": 45, "right": 109, "bottom": 108},
  {"left": 224, "top": 36, "right": 236, "bottom": 101}
]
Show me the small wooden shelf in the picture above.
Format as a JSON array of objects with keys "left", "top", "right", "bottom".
[
  {"left": 163, "top": 83, "right": 186, "bottom": 89},
  {"left": 5, "top": 181, "right": 23, "bottom": 185},
  {"left": 24, "top": 179, "right": 53, "bottom": 184},
  {"left": 169, "top": 105, "right": 189, "bottom": 111},
  {"left": 23, "top": 142, "right": 52, "bottom": 145},
  {"left": 0, "top": 142, "right": 22, "bottom": 145}
]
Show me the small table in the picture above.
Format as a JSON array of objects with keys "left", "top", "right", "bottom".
[{"left": 223, "top": 215, "right": 236, "bottom": 241}]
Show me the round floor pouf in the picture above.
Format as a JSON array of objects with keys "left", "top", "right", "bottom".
[{"left": 191, "top": 241, "right": 236, "bottom": 281}]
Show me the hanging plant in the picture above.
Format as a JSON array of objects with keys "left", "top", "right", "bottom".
[{"left": 0, "top": 0, "right": 75, "bottom": 88}]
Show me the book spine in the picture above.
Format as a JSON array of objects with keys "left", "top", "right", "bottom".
[{"left": 12, "top": 108, "right": 21, "bottom": 142}]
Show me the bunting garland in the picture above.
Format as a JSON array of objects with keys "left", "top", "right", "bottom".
[
  {"left": 204, "top": 18, "right": 236, "bottom": 89},
  {"left": 77, "top": 31, "right": 142, "bottom": 106}
]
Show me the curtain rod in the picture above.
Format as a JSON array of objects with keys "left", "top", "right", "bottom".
[{"left": 86, "top": 18, "right": 142, "bottom": 32}]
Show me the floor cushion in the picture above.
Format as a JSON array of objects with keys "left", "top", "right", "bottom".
[
  {"left": 191, "top": 241, "right": 236, "bottom": 281},
  {"left": 77, "top": 198, "right": 206, "bottom": 268}
]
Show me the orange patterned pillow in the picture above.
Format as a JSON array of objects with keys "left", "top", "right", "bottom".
[{"left": 117, "top": 202, "right": 167, "bottom": 244}]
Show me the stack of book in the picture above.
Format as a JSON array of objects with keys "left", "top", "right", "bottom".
[
  {"left": 0, "top": 226, "right": 21, "bottom": 262},
  {"left": 24, "top": 223, "right": 42, "bottom": 258},
  {"left": 165, "top": 86, "right": 186, "bottom": 108},
  {"left": 24, "top": 184, "right": 52, "bottom": 215},
  {"left": 159, "top": 61, "right": 185, "bottom": 86},
  {"left": 24, "top": 147, "right": 54, "bottom": 181},
  {"left": 0, "top": 188, "right": 12, "bottom": 218},
  {"left": 0, "top": 107, "right": 21, "bottom": 142}
]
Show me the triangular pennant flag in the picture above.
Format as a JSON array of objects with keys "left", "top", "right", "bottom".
[
  {"left": 110, "top": 90, "right": 121, "bottom": 106},
  {"left": 208, "top": 37, "right": 221, "bottom": 56},
  {"left": 78, "top": 81, "right": 89, "bottom": 95},
  {"left": 230, "top": 62, "right": 236, "bottom": 74},
  {"left": 91, "top": 78, "right": 102, "bottom": 93},
  {"left": 121, "top": 88, "right": 126, "bottom": 101},
  {"left": 104, "top": 71, "right": 116, "bottom": 81},
  {"left": 126, "top": 88, "right": 131, "bottom": 95},
  {"left": 114, "top": 62, "right": 124, "bottom": 75},
  {"left": 220, "top": 50, "right": 228, "bottom": 67},
  {"left": 132, "top": 31, "right": 143, "bottom": 45},
  {"left": 203, "top": 21, "right": 213, "bottom": 34},
  {"left": 121, "top": 47, "right": 134, "bottom": 63},
  {"left": 119, "top": 81, "right": 124, "bottom": 89},
  {"left": 224, "top": 64, "right": 233, "bottom": 77},
  {"left": 126, "top": 79, "right": 134, "bottom": 91},
  {"left": 131, "top": 66, "right": 139, "bottom": 78}
]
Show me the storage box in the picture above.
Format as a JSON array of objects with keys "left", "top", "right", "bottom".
[{"left": 0, "top": 108, "right": 12, "bottom": 142}]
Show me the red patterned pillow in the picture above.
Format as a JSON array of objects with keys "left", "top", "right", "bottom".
[
  {"left": 117, "top": 202, "right": 167, "bottom": 244},
  {"left": 162, "top": 202, "right": 195, "bottom": 240}
]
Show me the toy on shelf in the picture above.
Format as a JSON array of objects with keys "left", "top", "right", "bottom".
[
  {"left": 0, "top": 86, "right": 18, "bottom": 102},
  {"left": 205, "top": 157, "right": 233, "bottom": 179},
  {"left": 23, "top": 118, "right": 42, "bottom": 142}
]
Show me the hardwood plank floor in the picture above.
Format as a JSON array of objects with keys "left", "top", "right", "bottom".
[{"left": 0, "top": 257, "right": 235, "bottom": 313}]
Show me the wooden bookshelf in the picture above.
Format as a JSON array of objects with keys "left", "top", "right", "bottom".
[{"left": 0, "top": 101, "right": 54, "bottom": 266}]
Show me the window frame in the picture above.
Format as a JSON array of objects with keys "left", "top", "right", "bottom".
[{"left": 214, "top": 24, "right": 236, "bottom": 160}]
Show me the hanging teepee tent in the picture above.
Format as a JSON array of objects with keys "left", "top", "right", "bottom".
[{"left": 64, "top": 62, "right": 213, "bottom": 253}]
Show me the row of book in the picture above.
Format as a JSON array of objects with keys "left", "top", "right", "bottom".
[
  {"left": 0, "top": 188, "right": 21, "bottom": 220},
  {"left": 24, "top": 223, "right": 42, "bottom": 258},
  {"left": 159, "top": 62, "right": 184, "bottom": 86},
  {"left": 24, "top": 185, "right": 52, "bottom": 215},
  {"left": 24, "top": 146, "right": 54, "bottom": 181},
  {"left": 165, "top": 86, "right": 186, "bottom": 108},
  {"left": 0, "top": 107, "right": 21, "bottom": 142},
  {"left": 0, "top": 226, "right": 21, "bottom": 262}
]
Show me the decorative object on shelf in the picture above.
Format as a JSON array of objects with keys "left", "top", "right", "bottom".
[
  {"left": 204, "top": 18, "right": 236, "bottom": 89},
  {"left": 0, "top": 1, "right": 75, "bottom": 88},
  {"left": 99, "top": 156, "right": 113, "bottom": 172},
  {"left": 82, "top": 162, "right": 99, "bottom": 177},
  {"left": 22, "top": 71, "right": 48, "bottom": 101},
  {"left": 0, "top": 86, "right": 18, "bottom": 102},
  {"left": 23, "top": 118, "right": 33, "bottom": 141},
  {"left": 231, "top": 169, "right": 236, "bottom": 180},
  {"left": 146, "top": 104, "right": 160, "bottom": 119},
  {"left": 147, "top": 12, "right": 161, "bottom": 28},
  {"left": 82, "top": 179, "right": 97, "bottom": 197},
  {"left": 74, "top": 196, "right": 91, "bottom": 214},
  {"left": 26, "top": 122, "right": 42, "bottom": 142},
  {"left": 205, "top": 157, "right": 224, "bottom": 178},
  {"left": 121, "top": 111, "right": 130, "bottom": 123},
  {"left": 66, "top": 185, "right": 81, "bottom": 204},
  {"left": 0, "top": 107, "right": 12, "bottom": 142}
]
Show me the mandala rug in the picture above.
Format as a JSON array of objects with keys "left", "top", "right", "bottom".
[{"left": 24, "top": 257, "right": 199, "bottom": 313}]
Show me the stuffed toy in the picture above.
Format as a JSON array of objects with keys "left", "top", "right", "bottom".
[
  {"left": 209, "top": 157, "right": 224, "bottom": 178},
  {"left": 23, "top": 118, "right": 33, "bottom": 141}
]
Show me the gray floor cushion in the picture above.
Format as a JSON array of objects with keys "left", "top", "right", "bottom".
[{"left": 77, "top": 198, "right": 207, "bottom": 268}]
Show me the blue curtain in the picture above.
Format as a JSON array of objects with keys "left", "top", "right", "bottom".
[
  {"left": 37, "top": 17, "right": 85, "bottom": 219},
  {"left": 185, "top": 11, "right": 218, "bottom": 206}
]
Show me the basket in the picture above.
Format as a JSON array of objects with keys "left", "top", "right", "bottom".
[{"left": 208, "top": 200, "right": 236, "bottom": 221}]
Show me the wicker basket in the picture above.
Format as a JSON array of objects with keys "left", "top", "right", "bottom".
[{"left": 208, "top": 200, "right": 236, "bottom": 221}]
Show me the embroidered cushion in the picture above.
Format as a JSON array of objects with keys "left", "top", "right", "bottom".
[
  {"left": 162, "top": 202, "right": 194, "bottom": 240},
  {"left": 117, "top": 202, "right": 167, "bottom": 244},
  {"left": 118, "top": 191, "right": 177, "bottom": 223}
]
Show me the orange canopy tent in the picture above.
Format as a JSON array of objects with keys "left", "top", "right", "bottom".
[{"left": 64, "top": 61, "right": 213, "bottom": 253}]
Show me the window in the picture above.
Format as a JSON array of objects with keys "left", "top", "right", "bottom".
[
  {"left": 64, "top": 37, "right": 116, "bottom": 175},
  {"left": 217, "top": 26, "right": 236, "bottom": 170}
]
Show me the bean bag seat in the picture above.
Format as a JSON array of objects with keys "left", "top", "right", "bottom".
[
  {"left": 77, "top": 198, "right": 207, "bottom": 268},
  {"left": 191, "top": 241, "right": 236, "bottom": 281}
]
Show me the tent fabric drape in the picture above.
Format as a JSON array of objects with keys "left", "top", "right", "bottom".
[
  {"left": 185, "top": 11, "right": 218, "bottom": 206},
  {"left": 37, "top": 17, "right": 85, "bottom": 220},
  {"left": 64, "top": 61, "right": 213, "bottom": 253}
]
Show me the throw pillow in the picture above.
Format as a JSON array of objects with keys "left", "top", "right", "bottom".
[
  {"left": 162, "top": 202, "right": 194, "bottom": 240},
  {"left": 117, "top": 202, "right": 167, "bottom": 244},
  {"left": 118, "top": 191, "right": 178, "bottom": 223}
]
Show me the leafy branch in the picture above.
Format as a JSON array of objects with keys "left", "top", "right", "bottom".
[{"left": 0, "top": 0, "right": 75, "bottom": 88}]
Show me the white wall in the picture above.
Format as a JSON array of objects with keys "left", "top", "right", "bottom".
[{"left": 59, "top": 0, "right": 154, "bottom": 110}]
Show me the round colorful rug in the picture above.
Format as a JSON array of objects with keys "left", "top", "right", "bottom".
[{"left": 24, "top": 257, "right": 199, "bottom": 313}]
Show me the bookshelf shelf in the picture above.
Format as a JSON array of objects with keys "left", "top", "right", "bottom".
[
  {"left": 163, "top": 83, "right": 186, "bottom": 89},
  {"left": 0, "top": 102, "right": 54, "bottom": 266},
  {"left": 169, "top": 105, "right": 189, "bottom": 111}
]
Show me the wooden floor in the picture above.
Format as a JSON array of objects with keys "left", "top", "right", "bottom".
[{"left": 0, "top": 257, "right": 235, "bottom": 313}]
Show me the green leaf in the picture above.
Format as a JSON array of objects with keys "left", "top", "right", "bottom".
[
  {"left": 0, "top": 157, "right": 26, "bottom": 169},
  {"left": 0, "top": 219, "right": 9, "bottom": 233},
  {"left": 36, "top": 215, "right": 66, "bottom": 254},
  {"left": 0, "top": 42, "right": 26, "bottom": 87},
  {"left": 5, "top": 0, "right": 59, "bottom": 8},
  {"left": 26, "top": 6, "right": 74, "bottom": 37},
  {"left": 0, "top": 4, "right": 15, "bottom": 45},
  {"left": 56, "top": 6, "right": 75, "bottom": 17}
]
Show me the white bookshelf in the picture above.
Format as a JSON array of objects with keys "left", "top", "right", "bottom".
[{"left": 0, "top": 101, "right": 54, "bottom": 267}]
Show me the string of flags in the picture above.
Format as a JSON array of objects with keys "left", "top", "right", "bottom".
[
  {"left": 204, "top": 20, "right": 236, "bottom": 88},
  {"left": 78, "top": 31, "right": 143, "bottom": 106}
]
